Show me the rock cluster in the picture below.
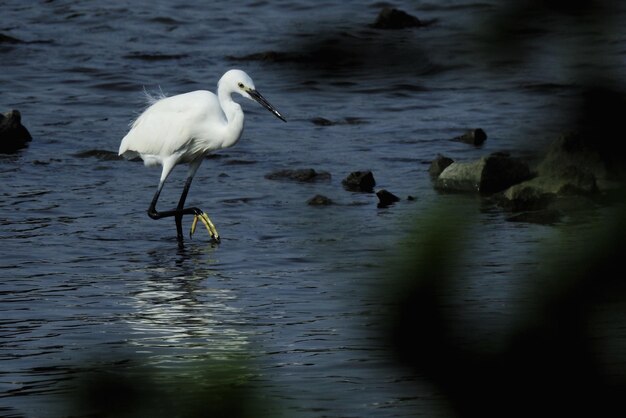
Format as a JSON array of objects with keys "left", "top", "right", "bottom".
[
  {"left": 264, "top": 167, "right": 408, "bottom": 209},
  {"left": 431, "top": 131, "right": 624, "bottom": 224}
]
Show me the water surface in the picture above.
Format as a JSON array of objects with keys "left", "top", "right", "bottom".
[{"left": 2, "top": 1, "right": 625, "bottom": 416}]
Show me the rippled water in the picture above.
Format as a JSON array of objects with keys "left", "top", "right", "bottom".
[{"left": 2, "top": 1, "right": 625, "bottom": 417}]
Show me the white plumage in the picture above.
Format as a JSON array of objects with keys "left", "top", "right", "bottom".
[{"left": 118, "top": 69, "right": 286, "bottom": 243}]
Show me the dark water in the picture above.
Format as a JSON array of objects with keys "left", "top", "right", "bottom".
[{"left": 2, "top": 1, "right": 625, "bottom": 417}]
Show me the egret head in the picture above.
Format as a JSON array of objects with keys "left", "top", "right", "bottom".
[{"left": 220, "top": 69, "right": 286, "bottom": 122}]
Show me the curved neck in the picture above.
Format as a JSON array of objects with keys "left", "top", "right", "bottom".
[
  {"left": 217, "top": 87, "right": 245, "bottom": 148},
  {"left": 218, "top": 86, "right": 237, "bottom": 122}
]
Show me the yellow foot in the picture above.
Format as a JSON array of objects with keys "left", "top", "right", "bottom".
[{"left": 190, "top": 211, "right": 220, "bottom": 242}]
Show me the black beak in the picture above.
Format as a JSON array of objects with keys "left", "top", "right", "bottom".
[{"left": 249, "top": 89, "right": 286, "bottom": 122}]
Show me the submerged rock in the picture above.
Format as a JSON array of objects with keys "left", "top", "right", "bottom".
[
  {"left": 498, "top": 132, "right": 621, "bottom": 211},
  {"left": 227, "top": 50, "right": 306, "bottom": 63},
  {"left": 531, "top": 131, "right": 611, "bottom": 192},
  {"left": 376, "top": 189, "right": 400, "bottom": 208},
  {"left": 73, "top": 149, "right": 125, "bottom": 161},
  {"left": 371, "top": 7, "right": 425, "bottom": 29},
  {"left": 265, "top": 168, "right": 331, "bottom": 182},
  {"left": 311, "top": 117, "right": 368, "bottom": 126},
  {"left": 0, "top": 110, "right": 32, "bottom": 154},
  {"left": 452, "top": 128, "right": 487, "bottom": 146},
  {"left": 435, "top": 153, "right": 531, "bottom": 194},
  {"left": 123, "top": 52, "right": 188, "bottom": 61},
  {"left": 429, "top": 154, "right": 454, "bottom": 178},
  {"left": 311, "top": 117, "right": 334, "bottom": 126},
  {"left": 500, "top": 184, "right": 555, "bottom": 212},
  {"left": 0, "top": 33, "right": 23, "bottom": 44},
  {"left": 506, "top": 209, "right": 563, "bottom": 225},
  {"left": 342, "top": 171, "right": 376, "bottom": 192},
  {"left": 307, "top": 194, "right": 334, "bottom": 206}
]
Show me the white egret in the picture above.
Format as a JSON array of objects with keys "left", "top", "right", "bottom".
[{"left": 118, "top": 69, "right": 286, "bottom": 243}]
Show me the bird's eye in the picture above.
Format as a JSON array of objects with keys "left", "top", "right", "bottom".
[{"left": 238, "top": 82, "right": 245, "bottom": 89}]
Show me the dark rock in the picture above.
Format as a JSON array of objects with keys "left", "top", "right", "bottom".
[
  {"left": 376, "top": 189, "right": 400, "bottom": 208},
  {"left": 495, "top": 131, "right": 626, "bottom": 223},
  {"left": 452, "top": 128, "right": 487, "bottom": 146},
  {"left": 371, "top": 7, "right": 424, "bottom": 29},
  {"left": 227, "top": 50, "right": 306, "bottom": 63},
  {"left": 499, "top": 131, "right": 621, "bottom": 210},
  {"left": 311, "top": 117, "right": 334, "bottom": 126},
  {"left": 435, "top": 153, "right": 531, "bottom": 194},
  {"left": 500, "top": 184, "right": 555, "bottom": 211},
  {"left": 0, "top": 33, "right": 23, "bottom": 44},
  {"left": 73, "top": 149, "right": 125, "bottom": 161},
  {"left": 0, "top": 110, "right": 32, "bottom": 154},
  {"left": 123, "top": 52, "right": 188, "bottom": 61},
  {"left": 506, "top": 209, "right": 562, "bottom": 225},
  {"left": 307, "top": 194, "right": 334, "bottom": 206},
  {"left": 311, "top": 117, "right": 368, "bottom": 126},
  {"left": 534, "top": 132, "right": 609, "bottom": 192},
  {"left": 224, "top": 159, "right": 257, "bottom": 165},
  {"left": 481, "top": 153, "right": 533, "bottom": 193},
  {"left": 222, "top": 197, "right": 255, "bottom": 205},
  {"left": 344, "top": 117, "right": 367, "bottom": 125},
  {"left": 265, "top": 168, "right": 331, "bottom": 182},
  {"left": 342, "top": 170, "right": 376, "bottom": 192},
  {"left": 429, "top": 155, "right": 454, "bottom": 178}
]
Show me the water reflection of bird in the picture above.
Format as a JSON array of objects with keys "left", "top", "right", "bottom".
[{"left": 119, "top": 69, "right": 286, "bottom": 243}]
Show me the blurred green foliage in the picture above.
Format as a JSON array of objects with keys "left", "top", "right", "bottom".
[
  {"left": 385, "top": 199, "right": 626, "bottom": 417},
  {"left": 384, "top": 2, "right": 626, "bottom": 416},
  {"left": 62, "top": 357, "right": 272, "bottom": 418}
]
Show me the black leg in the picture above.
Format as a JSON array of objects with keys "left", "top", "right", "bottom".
[
  {"left": 147, "top": 182, "right": 165, "bottom": 220},
  {"left": 147, "top": 176, "right": 205, "bottom": 242},
  {"left": 174, "top": 176, "right": 194, "bottom": 240}
]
